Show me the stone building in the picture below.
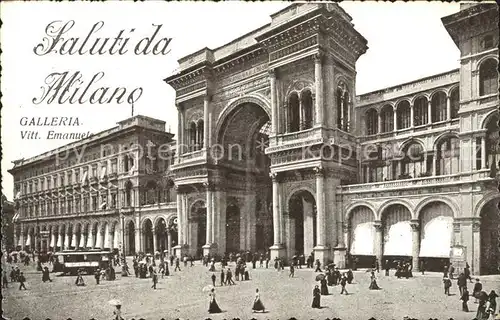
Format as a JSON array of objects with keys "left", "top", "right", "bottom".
[
  {"left": 9, "top": 3, "right": 499, "bottom": 275},
  {"left": 1, "top": 194, "right": 15, "bottom": 251},
  {"left": 8, "top": 116, "right": 178, "bottom": 256},
  {"left": 165, "top": 3, "right": 499, "bottom": 274}
]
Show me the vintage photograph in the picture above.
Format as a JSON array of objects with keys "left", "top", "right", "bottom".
[{"left": 1, "top": 2, "right": 499, "bottom": 320}]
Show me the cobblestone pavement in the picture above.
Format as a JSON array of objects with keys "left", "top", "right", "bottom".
[{"left": 2, "top": 258, "right": 499, "bottom": 320}]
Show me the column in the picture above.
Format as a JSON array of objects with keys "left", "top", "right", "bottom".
[
  {"left": 446, "top": 96, "right": 451, "bottom": 121},
  {"left": 410, "top": 220, "right": 420, "bottom": 271},
  {"left": 205, "top": 183, "right": 213, "bottom": 245},
  {"left": 314, "top": 167, "right": 327, "bottom": 247},
  {"left": 167, "top": 232, "right": 172, "bottom": 255},
  {"left": 71, "top": 232, "right": 77, "bottom": 249},
  {"left": 377, "top": 113, "right": 382, "bottom": 134},
  {"left": 176, "top": 192, "right": 183, "bottom": 246},
  {"left": 152, "top": 231, "right": 158, "bottom": 254},
  {"left": 432, "top": 152, "right": 437, "bottom": 176},
  {"left": 20, "top": 224, "right": 25, "bottom": 251},
  {"left": 314, "top": 53, "right": 324, "bottom": 126},
  {"left": 299, "top": 100, "right": 304, "bottom": 130},
  {"left": 269, "top": 173, "right": 285, "bottom": 260},
  {"left": 481, "top": 137, "right": 486, "bottom": 169},
  {"left": 64, "top": 230, "right": 70, "bottom": 250},
  {"left": 472, "top": 219, "right": 481, "bottom": 275},
  {"left": 203, "top": 96, "right": 210, "bottom": 149},
  {"left": 134, "top": 216, "right": 141, "bottom": 253},
  {"left": 14, "top": 229, "right": 18, "bottom": 250},
  {"left": 427, "top": 100, "right": 432, "bottom": 124},
  {"left": 86, "top": 226, "right": 94, "bottom": 248},
  {"left": 374, "top": 221, "right": 383, "bottom": 265},
  {"left": 410, "top": 103, "right": 414, "bottom": 127},
  {"left": 269, "top": 69, "right": 278, "bottom": 135},
  {"left": 177, "top": 105, "right": 184, "bottom": 161},
  {"left": 472, "top": 137, "right": 477, "bottom": 170},
  {"left": 95, "top": 228, "right": 103, "bottom": 249},
  {"left": 393, "top": 106, "right": 398, "bottom": 131}
]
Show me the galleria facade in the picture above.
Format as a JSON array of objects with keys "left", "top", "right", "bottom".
[{"left": 9, "top": 3, "right": 499, "bottom": 275}]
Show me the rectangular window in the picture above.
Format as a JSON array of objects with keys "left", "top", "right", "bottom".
[{"left": 91, "top": 196, "right": 97, "bottom": 211}]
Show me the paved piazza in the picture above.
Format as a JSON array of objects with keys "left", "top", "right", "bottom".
[{"left": 3, "top": 259, "right": 500, "bottom": 320}]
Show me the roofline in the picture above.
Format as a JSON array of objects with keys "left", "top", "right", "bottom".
[{"left": 357, "top": 68, "right": 460, "bottom": 97}]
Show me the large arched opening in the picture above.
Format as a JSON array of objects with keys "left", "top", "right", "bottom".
[
  {"left": 142, "top": 219, "right": 154, "bottom": 254},
  {"left": 126, "top": 220, "right": 136, "bottom": 255},
  {"left": 190, "top": 200, "right": 206, "bottom": 258},
  {"left": 381, "top": 204, "right": 412, "bottom": 268},
  {"left": 287, "top": 190, "right": 316, "bottom": 258},
  {"left": 349, "top": 205, "right": 376, "bottom": 268},
  {"left": 155, "top": 217, "right": 168, "bottom": 253},
  {"left": 480, "top": 198, "right": 500, "bottom": 275},
  {"left": 418, "top": 201, "right": 454, "bottom": 271},
  {"left": 226, "top": 203, "right": 241, "bottom": 253}
]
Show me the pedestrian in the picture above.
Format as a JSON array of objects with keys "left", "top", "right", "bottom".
[
  {"left": 449, "top": 263, "right": 455, "bottom": 279},
  {"left": 312, "top": 285, "right": 321, "bottom": 308},
  {"left": 208, "top": 288, "right": 222, "bottom": 314},
  {"left": 314, "top": 259, "right": 322, "bottom": 272},
  {"left": 220, "top": 269, "right": 225, "bottom": 286},
  {"left": 42, "top": 266, "right": 52, "bottom": 283},
  {"left": 113, "top": 305, "right": 123, "bottom": 320},
  {"left": 265, "top": 256, "right": 269, "bottom": 269},
  {"left": 457, "top": 273, "right": 467, "bottom": 296},
  {"left": 374, "top": 258, "right": 380, "bottom": 273},
  {"left": 460, "top": 287, "right": 469, "bottom": 312},
  {"left": 252, "top": 289, "right": 265, "bottom": 313},
  {"left": 346, "top": 269, "right": 354, "bottom": 284},
  {"left": 464, "top": 263, "right": 472, "bottom": 283},
  {"left": 211, "top": 273, "right": 216, "bottom": 287},
  {"left": 473, "top": 278, "right": 483, "bottom": 303},
  {"left": 94, "top": 269, "right": 101, "bottom": 285},
  {"left": 226, "top": 268, "right": 235, "bottom": 285},
  {"left": 443, "top": 276, "right": 452, "bottom": 296},
  {"left": 18, "top": 272, "right": 27, "bottom": 290},
  {"left": 486, "top": 290, "right": 498, "bottom": 318},
  {"left": 320, "top": 278, "right": 329, "bottom": 295},
  {"left": 384, "top": 260, "right": 390, "bottom": 276},
  {"left": 369, "top": 271, "right": 381, "bottom": 290},
  {"left": 289, "top": 263, "right": 295, "bottom": 278},
  {"left": 75, "top": 270, "right": 85, "bottom": 286},
  {"left": 340, "top": 274, "right": 348, "bottom": 295},
  {"left": 175, "top": 257, "right": 181, "bottom": 271},
  {"left": 420, "top": 260, "right": 426, "bottom": 275},
  {"left": 2, "top": 270, "right": 8, "bottom": 288},
  {"left": 151, "top": 271, "right": 158, "bottom": 289},
  {"left": 443, "top": 264, "right": 449, "bottom": 278}
]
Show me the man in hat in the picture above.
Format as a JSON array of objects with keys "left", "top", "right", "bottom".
[
  {"left": 473, "top": 278, "right": 482, "bottom": 303},
  {"left": 443, "top": 276, "right": 452, "bottom": 296},
  {"left": 18, "top": 272, "right": 27, "bottom": 290}
]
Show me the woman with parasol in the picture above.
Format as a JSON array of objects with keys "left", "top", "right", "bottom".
[
  {"left": 311, "top": 285, "right": 321, "bottom": 308},
  {"left": 251, "top": 289, "right": 265, "bottom": 313},
  {"left": 207, "top": 287, "right": 222, "bottom": 313}
]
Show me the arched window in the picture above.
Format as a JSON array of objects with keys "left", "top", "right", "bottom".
[
  {"left": 380, "top": 105, "right": 394, "bottom": 133},
  {"left": 479, "top": 58, "right": 498, "bottom": 96},
  {"left": 145, "top": 181, "right": 157, "bottom": 205},
  {"left": 336, "top": 84, "right": 350, "bottom": 132},
  {"left": 125, "top": 181, "right": 133, "bottom": 207},
  {"left": 396, "top": 101, "right": 411, "bottom": 129},
  {"left": 414, "top": 96, "right": 428, "bottom": 126},
  {"left": 449, "top": 88, "right": 459, "bottom": 119},
  {"left": 189, "top": 122, "right": 197, "bottom": 151},
  {"left": 401, "top": 142, "right": 425, "bottom": 178},
  {"left": 366, "top": 109, "right": 378, "bottom": 135},
  {"left": 288, "top": 92, "right": 300, "bottom": 132},
  {"left": 197, "top": 120, "right": 204, "bottom": 150},
  {"left": 431, "top": 91, "right": 447, "bottom": 123},
  {"left": 485, "top": 113, "right": 499, "bottom": 171},
  {"left": 301, "top": 90, "right": 313, "bottom": 130},
  {"left": 436, "top": 136, "right": 460, "bottom": 175}
]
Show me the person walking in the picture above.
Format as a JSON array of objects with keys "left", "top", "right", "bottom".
[
  {"left": 311, "top": 285, "right": 321, "bottom": 308},
  {"left": 486, "top": 290, "right": 498, "bottom": 319},
  {"left": 211, "top": 273, "right": 216, "bottom": 287},
  {"left": 220, "top": 269, "right": 225, "bottom": 286},
  {"left": 420, "top": 260, "right": 426, "bottom": 275},
  {"left": 443, "top": 276, "right": 452, "bottom": 296},
  {"left": 113, "top": 304, "right": 123, "bottom": 320},
  {"left": 460, "top": 287, "right": 469, "bottom": 312},
  {"left": 18, "top": 272, "right": 27, "bottom": 290},
  {"left": 208, "top": 288, "right": 222, "bottom": 314},
  {"left": 457, "top": 273, "right": 467, "bottom": 296},
  {"left": 252, "top": 289, "right": 266, "bottom": 313},
  {"left": 175, "top": 257, "right": 181, "bottom": 272},
  {"left": 94, "top": 269, "right": 101, "bottom": 285},
  {"left": 384, "top": 260, "right": 390, "bottom": 276},
  {"left": 340, "top": 274, "right": 348, "bottom": 295},
  {"left": 151, "top": 271, "right": 158, "bottom": 290},
  {"left": 369, "top": 271, "right": 381, "bottom": 290},
  {"left": 320, "top": 278, "right": 329, "bottom": 295},
  {"left": 314, "top": 259, "right": 322, "bottom": 272},
  {"left": 226, "top": 268, "right": 235, "bottom": 285},
  {"left": 289, "top": 263, "right": 295, "bottom": 278},
  {"left": 42, "top": 267, "right": 52, "bottom": 283},
  {"left": 473, "top": 278, "right": 483, "bottom": 303}
]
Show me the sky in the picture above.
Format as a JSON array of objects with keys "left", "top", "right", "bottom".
[{"left": 0, "top": 2, "right": 460, "bottom": 200}]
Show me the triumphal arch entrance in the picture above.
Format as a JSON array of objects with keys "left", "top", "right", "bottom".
[{"left": 165, "top": 3, "right": 367, "bottom": 266}]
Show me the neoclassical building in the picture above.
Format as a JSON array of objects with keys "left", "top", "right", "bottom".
[
  {"left": 9, "top": 116, "right": 179, "bottom": 256},
  {"left": 164, "top": 3, "right": 499, "bottom": 275},
  {"left": 10, "top": 3, "right": 499, "bottom": 275}
]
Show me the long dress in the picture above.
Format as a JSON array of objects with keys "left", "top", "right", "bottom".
[
  {"left": 320, "top": 279, "right": 329, "bottom": 295},
  {"left": 369, "top": 275, "right": 381, "bottom": 290},
  {"left": 208, "top": 292, "right": 222, "bottom": 313},
  {"left": 252, "top": 293, "right": 265, "bottom": 312},
  {"left": 312, "top": 287, "right": 321, "bottom": 308}
]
